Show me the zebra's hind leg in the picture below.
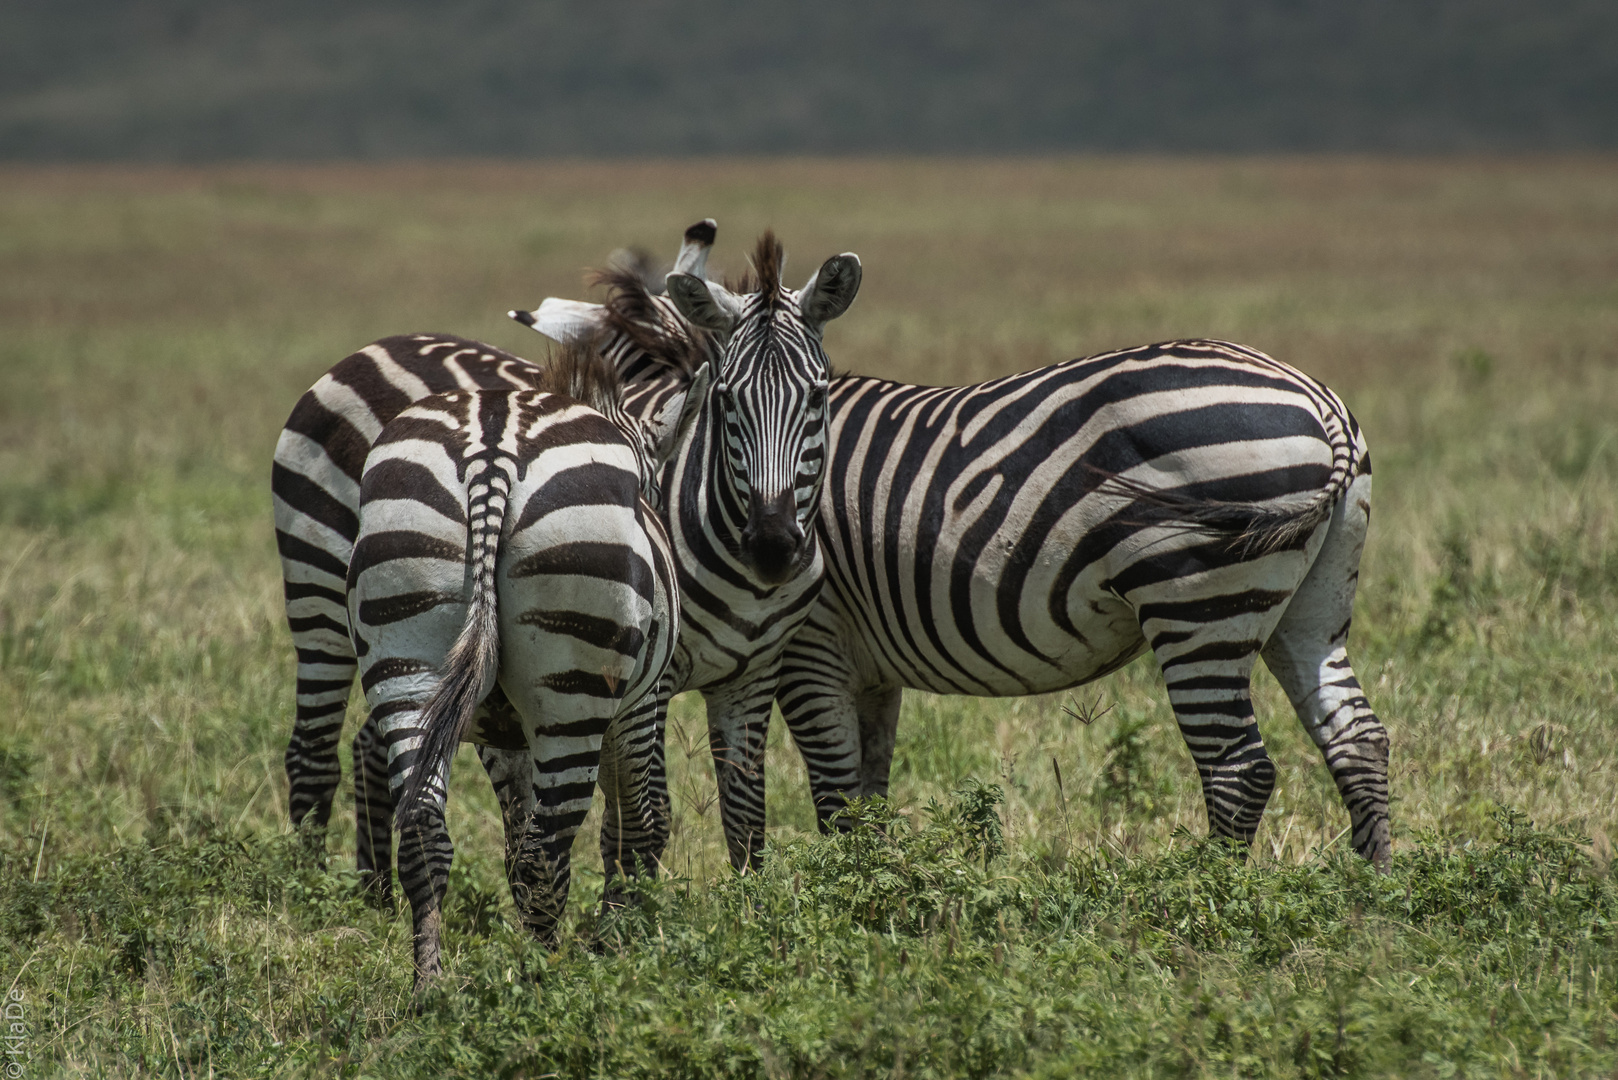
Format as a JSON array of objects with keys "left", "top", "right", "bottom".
[
  {"left": 352, "top": 714, "right": 394, "bottom": 904},
  {"left": 508, "top": 811, "right": 571, "bottom": 948},
  {"left": 1157, "top": 650, "right": 1274, "bottom": 848},
  {"left": 506, "top": 730, "right": 606, "bottom": 947},
  {"left": 283, "top": 653, "right": 355, "bottom": 847},
  {"left": 1141, "top": 594, "right": 1293, "bottom": 850},
  {"left": 598, "top": 680, "right": 674, "bottom": 907},
  {"left": 1260, "top": 474, "right": 1391, "bottom": 869},
  {"left": 383, "top": 705, "right": 456, "bottom": 990}
]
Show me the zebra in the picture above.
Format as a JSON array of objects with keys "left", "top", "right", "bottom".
[
  {"left": 768, "top": 340, "right": 1392, "bottom": 867},
  {"left": 353, "top": 340, "right": 708, "bottom": 986},
  {"left": 519, "top": 230, "right": 863, "bottom": 872},
  {"left": 272, "top": 220, "right": 717, "bottom": 897}
]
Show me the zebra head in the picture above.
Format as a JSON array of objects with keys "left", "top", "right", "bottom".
[{"left": 665, "top": 232, "right": 862, "bottom": 586}]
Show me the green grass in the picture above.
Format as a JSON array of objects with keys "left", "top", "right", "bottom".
[{"left": 2, "top": 158, "right": 1617, "bottom": 1077}]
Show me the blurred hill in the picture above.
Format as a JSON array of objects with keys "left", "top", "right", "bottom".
[{"left": 3, "top": 0, "right": 1615, "bottom": 159}]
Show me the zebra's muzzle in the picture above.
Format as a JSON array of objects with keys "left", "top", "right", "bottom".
[{"left": 741, "top": 489, "right": 804, "bottom": 586}]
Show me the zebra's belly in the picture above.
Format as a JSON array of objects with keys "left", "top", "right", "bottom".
[{"left": 849, "top": 570, "right": 1148, "bottom": 699}]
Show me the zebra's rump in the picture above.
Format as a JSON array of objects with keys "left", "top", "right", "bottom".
[
  {"left": 351, "top": 388, "right": 675, "bottom": 729},
  {"left": 815, "top": 340, "right": 1367, "bottom": 696},
  {"left": 272, "top": 336, "right": 544, "bottom": 660}
]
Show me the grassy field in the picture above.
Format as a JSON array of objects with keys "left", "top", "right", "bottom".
[{"left": 2, "top": 157, "right": 1617, "bottom": 1077}]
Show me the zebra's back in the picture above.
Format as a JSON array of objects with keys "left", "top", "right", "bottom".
[{"left": 813, "top": 340, "right": 1364, "bottom": 696}]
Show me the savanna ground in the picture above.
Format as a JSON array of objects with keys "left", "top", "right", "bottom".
[{"left": 1, "top": 158, "right": 1616, "bottom": 1078}]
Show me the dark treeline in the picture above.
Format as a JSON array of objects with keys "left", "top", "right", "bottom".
[{"left": 3, "top": 0, "right": 1615, "bottom": 160}]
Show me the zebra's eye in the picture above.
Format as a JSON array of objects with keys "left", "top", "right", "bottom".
[{"left": 807, "top": 383, "right": 827, "bottom": 410}]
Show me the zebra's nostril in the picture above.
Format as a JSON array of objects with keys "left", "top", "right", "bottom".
[
  {"left": 742, "top": 490, "right": 805, "bottom": 584},
  {"left": 746, "top": 532, "right": 802, "bottom": 585}
]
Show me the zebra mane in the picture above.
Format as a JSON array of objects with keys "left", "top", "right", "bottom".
[
  {"left": 533, "top": 337, "right": 624, "bottom": 416},
  {"left": 726, "top": 230, "right": 785, "bottom": 306},
  {"left": 604, "top": 246, "right": 666, "bottom": 296},
  {"left": 590, "top": 265, "right": 704, "bottom": 377}
]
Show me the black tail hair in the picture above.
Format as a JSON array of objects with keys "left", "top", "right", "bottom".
[{"left": 1089, "top": 447, "right": 1358, "bottom": 559}]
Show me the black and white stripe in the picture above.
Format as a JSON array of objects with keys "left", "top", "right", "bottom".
[
  {"left": 273, "top": 334, "right": 543, "bottom": 844},
  {"left": 353, "top": 345, "right": 705, "bottom": 987},
  {"left": 529, "top": 231, "right": 863, "bottom": 871},
  {"left": 271, "top": 224, "right": 716, "bottom": 897},
  {"left": 771, "top": 340, "right": 1391, "bottom": 865}
]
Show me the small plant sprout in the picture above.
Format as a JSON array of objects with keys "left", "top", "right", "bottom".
[{"left": 1062, "top": 694, "right": 1115, "bottom": 727}]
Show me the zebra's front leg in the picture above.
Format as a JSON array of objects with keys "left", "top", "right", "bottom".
[
  {"left": 472, "top": 684, "right": 540, "bottom": 906},
  {"left": 777, "top": 635, "right": 890, "bottom": 833},
  {"left": 855, "top": 685, "right": 904, "bottom": 803},
  {"left": 476, "top": 744, "right": 535, "bottom": 910},
  {"left": 598, "top": 679, "right": 674, "bottom": 904},
  {"left": 706, "top": 678, "right": 779, "bottom": 872}
]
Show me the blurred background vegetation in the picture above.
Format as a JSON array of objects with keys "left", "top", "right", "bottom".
[{"left": 3, "top": 0, "right": 1617, "bottom": 159}]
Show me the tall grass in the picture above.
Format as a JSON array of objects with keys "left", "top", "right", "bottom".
[{"left": 2, "top": 158, "right": 1616, "bottom": 1076}]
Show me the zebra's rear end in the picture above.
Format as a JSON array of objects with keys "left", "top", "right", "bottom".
[
  {"left": 349, "top": 371, "right": 688, "bottom": 989},
  {"left": 272, "top": 335, "right": 541, "bottom": 841}
]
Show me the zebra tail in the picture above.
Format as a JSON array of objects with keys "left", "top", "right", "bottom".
[
  {"left": 396, "top": 456, "right": 512, "bottom": 829},
  {"left": 1095, "top": 410, "right": 1363, "bottom": 557}
]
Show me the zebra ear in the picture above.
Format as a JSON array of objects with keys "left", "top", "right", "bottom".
[
  {"left": 673, "top": 218, "right": 717, "bottom": 280},
  {"left": 665, "top": 273, "right": 741, "bottom": 335},
  {"left": 510, "top": 298, "right": 607, "bottom": 343},
  {"left": 649, "top": 362, "right": 713, "bottom": 468},
  {"left": 800, "top": 253, "right": 862, "bottom": 329}
]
